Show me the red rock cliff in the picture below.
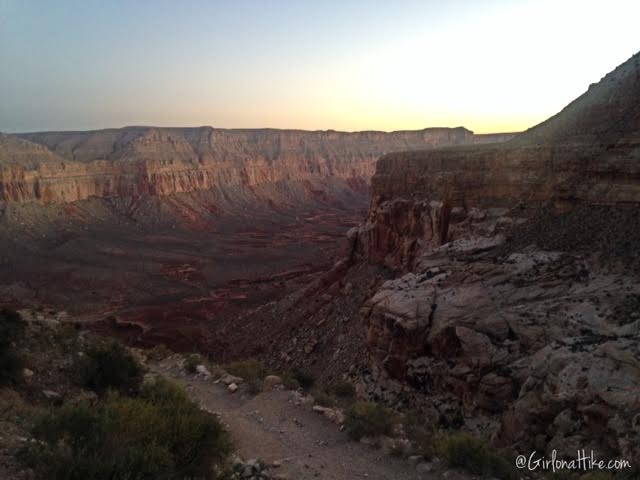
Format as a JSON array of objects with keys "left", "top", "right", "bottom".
[
  {"left": 0, "top": 127, "right": 514, "bottom": 204},
  {"left": 351, "top": 52, "right": 640, "bottom": 462},
  {"left": 357, "top": 52, "right": 640, "bottom": 269}
]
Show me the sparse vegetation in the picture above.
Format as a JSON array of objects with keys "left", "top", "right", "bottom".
[
  {"left": 224, "top": 359, "right": 267, "bottom": 383},
  {"left": 185, "top": 353, "right": 204, "bottom": 374},
  {"left": 0, "top": 387, "right": 35, "bottom": 420},
  {"left": 52, "top": 322, "right": 83, "bottom": 354},
  {"left": 332, "top": 380, "right": 356, "bottom": 400},
  {"left": 225, "top": 359, "right": 268, "bottom": 395},
  {"left": 0, "top": 309, "right": 26, "bottom": 345},
  {"left": 344, "top": 401, "right": 396, "bottom": 441},
  {"left": 281, "top": 372, "right": 301, "bottom": 390},
  {"left": 312, "top": 388, "right": 336, "bottom": 408},
  {"left": 75, "top": 340, "right": 143, "bottom": 395},
  {"left": 0, "top": 349, "right": 25, "bottom": 386},
  {"left": 0, "top": 309, "right": 26, "bottom": 386},
  {"left": 403, "top": 410, "right": 435, "bottom": 459},
  {"left": 435, "top": 431, "right": 516, "bottom": 479},
  {"left": 290, "top": 367, "right": 315, "bottom": 391},
  {"left": 147, "top": 343, "right": 173, "bottom": 361},
  {"left": 21, "top": 378, "right": 232, "bottom": 480}
]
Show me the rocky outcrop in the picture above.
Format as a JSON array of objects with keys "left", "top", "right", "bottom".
[
  {"left": 352, "top": 52, "right": 640, "bottom": 462},
  {"left": 360, "top": 239, "right": 640, "bottom": 458},
  {"left": 352, "top": 52, "right": 640, "bottom": 270},
  {"left": 0, "top": 127, "right": 514, "bottom": 204}
]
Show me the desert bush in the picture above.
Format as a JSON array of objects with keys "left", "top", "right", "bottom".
[
  {"left": 435, "top": 431, "right": 516, "bottom": 479},
  {"left": 76, "top": 340, "right": 143, "bottom": 395},
  {"left": 332, "top": 381, "right": 356, "bottom": 400},
  {"left": 21, "top": 379, "right": 232, "bottom": 480},
  {"left": 0, "top": 309, "right": 25, "bottom": 348},
  {"left": 312, "top": 389, "right": 336, "bottom": 408},
  {"left": 0, "top": 350, "right": 25, "bottom": 386},
  {"left": 185, "top": 353, "right": 203, "bottom": 374},
  {"left": 147, "top": 343, "right": 173, "bottom": 361},
  {"left": 224, "top": 359, "right": 267, "bottom": 383},
  {"left": 281, "top": 372, "right": 301, "bottom": 390},
  {"left": 290, "top": 367, "right": 315, "bottom": 391},
  {"left": 403, "top": 410, "right": 435, "bottom": 459},
  {"left": 0, "top": 387, "right": 37, "bottom": 421},
  {"left": 0, "top": 309, "right": 26, "bottom": 385},
  {"left": 52, "top": 322, "right": 82, "bottom": 354},
  {"left": 344, "top": 401, "right": 395, "bottom": 441}
]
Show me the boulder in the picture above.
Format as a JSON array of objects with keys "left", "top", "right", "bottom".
[
  {"left": 263, "top": 375, "right": 283, "bottom": 391},
  {"left": 221, "top": 374, "right": 244, "bottom": 385},
  {"left": 195, "top": 364, "right": 211, "bottom": 378}
]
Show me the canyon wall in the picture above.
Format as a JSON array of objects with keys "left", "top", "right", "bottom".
[
  {"left": 348, "top": 52, "right": 640, "bottom": 461},
  {"left": 0, "top": 127, "right": 514, "bottom": 205},
  {"left": 357, "top": 51, "right": 640, "bottom": 269}
]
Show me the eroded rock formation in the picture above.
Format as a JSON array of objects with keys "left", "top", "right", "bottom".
[
  {"left": 0, "top": 127, "right": 513, "bottom": 204},
  {"left": 350, "top": 52, "right": 640, "bottom": 462}
]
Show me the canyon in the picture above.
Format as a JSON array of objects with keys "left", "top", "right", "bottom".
[
  {"left": 1, "top": 127, "right": 511, "bottom": 204},
  {"left": 0, "top": 126, "right": 511, "bottom": 352},
  {"left": 1, "top": 48, "right": 639, "bottom": 474},
  {"left": 223, "top": 51, "right": 640, "bottom": 467}
]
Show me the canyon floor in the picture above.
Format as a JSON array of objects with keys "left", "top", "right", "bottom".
[{"left": 0, "top": 188, "right": 367, "bottom": 357}]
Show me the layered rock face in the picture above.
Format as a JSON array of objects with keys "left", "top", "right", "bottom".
[
  {"left": 353, "top": 52, "right": 640, "bottom": 461},
  {"left": 358, "top": 52, "right": 640, "bottom": 268},
  {"left": 0, "top": 127, "right": 513, "bottom": 205},
  {"left": 0, "top": 125, "right": 514, "bottom": 358}
]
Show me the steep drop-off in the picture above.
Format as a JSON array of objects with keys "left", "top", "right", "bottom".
[
  {"left": 359, "top": 52, "right": 640, "bottom": 269},
  {"left": 356, "top": 52, "right": 640, "bottom": 463},
  {"left": 0, "top": 126, "right": 513, "bottom": 351},
  {"left": 238, "top": 52, "right": 640, "bottom": 465}
]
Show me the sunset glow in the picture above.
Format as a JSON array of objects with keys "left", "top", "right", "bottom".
[{"left": 1, "top": 0, "right": 638, "bottom": 133}]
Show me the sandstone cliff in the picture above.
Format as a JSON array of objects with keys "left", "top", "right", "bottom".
[
  {"left": 345, "top": 52, "right": 640, "bottom": 462},
  {"left": 0, "top": 127, "right": 513, "bottom": 205},
  {"left": 359, "top": 51, "right": 640, "bottom": 270}
]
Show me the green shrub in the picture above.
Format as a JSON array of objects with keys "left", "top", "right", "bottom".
[
  {"left": 76, "top": 340, "right": 143, "bottom": 395},
  {"left": 224, "top": 359, "right": 267, "bottom": 383},
  {"left": 185, "top": 353, "right": 203, "bottom": 374},
  {"left": 345, "top": 401, "right": 395, "bottom": 440},
  {"left": 435, "top": 432, "right": 516, "bottom": 480},
  {"left": 291, "top": 368, "right": 315, "bottom": 391},
  {"left": 21, "top": 379, "right": 232, "bottom": 480},
  {"left": 0, "top": 309, "right": 26, "bottom": 385}
]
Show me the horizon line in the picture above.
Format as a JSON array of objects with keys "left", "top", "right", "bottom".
[{"left": 5, "top": 124, "right": 521, "bottom": 136}]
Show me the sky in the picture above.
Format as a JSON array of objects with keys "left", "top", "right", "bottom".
[{"left": 0, "top": 0, "right": 638, "bottom": 134}]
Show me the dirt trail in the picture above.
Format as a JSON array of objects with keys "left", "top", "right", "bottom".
[{"left": 152, "top": 364, "right": 437, "bottom": 480}]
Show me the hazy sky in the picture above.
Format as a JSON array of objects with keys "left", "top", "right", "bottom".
[{"left": 1, "top": 0, "right": 638, "bottom": 133}]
